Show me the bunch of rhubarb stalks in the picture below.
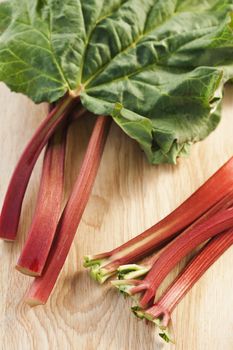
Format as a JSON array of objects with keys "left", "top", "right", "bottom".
[
  {"left": 0, "top": 98, "right": 111, "bottom": 304},
  {"left": 0, "top": 97, "right": 233, "bottom": 343},
  {"left": 84, "top": 157, "right": 233, "bottom": 343}
]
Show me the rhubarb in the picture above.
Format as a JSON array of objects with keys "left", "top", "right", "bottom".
[
  {"left": 125, "top": 208, "right": 233, "bottom": 308},
  {"left": 84, "top": 157, "right": 233, "bottom": 283},
  {"left": 16, "top": 122, "right": 68, "bottom": 276},
  {"left": 116, "top": 190, "right": 233, "bottom": 281},
  {"left": 133, "top": 228, "right": 233, "bottom": 343},
  {"left": 1, "top": 1, "right": 233, "bottom": 164},
  {"left": 25, "top": 116, "right": 111, "bottom": 305},
  {"left": 0, "top": 4, "right": 233, "bottom": 341},
  {"left": 0, "top": 95, "right": 78, "bottom": 241}
]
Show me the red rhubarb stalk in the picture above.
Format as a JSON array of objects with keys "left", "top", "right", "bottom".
[
  {"left": 16, "top": 122, "right": 68, "bottom": 276},
  {"left": 0, "top": 94, "right": 77, "bottom": 241},
  {"left": 133, "top": 228, "right": 233, "bottom": 343},
  {"left": 116, "top": 190, "right": 233, "bottom": 280},
  {"left": 131, "top": 207, "right": 233, "bottom": 308},
  {"left": 25, "top": 115, "right": 111, "bottom": 305},
  {"left": 84, "top": 157, "right": 233, "bottom": 282}
]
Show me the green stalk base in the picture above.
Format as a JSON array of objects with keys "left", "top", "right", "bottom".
[
  {"left": 83, "top": 256, "right": 115, "bottom": 284},
  {"left": 132, "top": 306, "right": 175, "bottom": 343},
  {"left": 117, "top": 264, "right": 150, "bottom": 280}
]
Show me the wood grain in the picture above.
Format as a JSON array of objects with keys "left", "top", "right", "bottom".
[{"left": 0, "top": 82, "right": 233, "bottom": 350}]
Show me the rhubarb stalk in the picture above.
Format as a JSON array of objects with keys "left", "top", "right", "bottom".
[
  {"left": 84, "top": 157, "right": 233, "bottom": 283},
  {"left": 128, "top": 208, "right": 233, "bottom": 308},
  {"left": 116, "top": 190, "right": 233, "bottom": 281},
  {"left": 0, "top": 94, "right": 78, "bottom": 241},
  {"left": 25, "top": 115, "right": 111, "bottom": 305},
  {"left": 16, "top": 122, "right": 68, "bottom": 276},
  {"left": 133, "top": 228, "right": 233, "bottom": 343}
]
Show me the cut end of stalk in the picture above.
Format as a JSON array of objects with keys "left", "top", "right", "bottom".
[
  {"left": 25, "top": 297, "right": 45, "bottom": 307},
  {"left": 112, "top": 279, "right": 148, "bottom": 298},
  {"left": 158, "top": 328, "right": 174, "bottom": 344},
  {"left": 83, "top": 255, "right": 105, "bottom": 268},
  {"left": 0, "top": 236, "right": 15, "bottom": 242},
  {"left": 132, "top": 305, "right": 153, "bottom": 320},
  {"left": 132, "top": 306, "right": 175, "bottom": 343},
  {"left": 117, "top": 264, "right": 150, "bottom": 280},
  {"left": 0, "top": 227, "right": 16, "bottom": 241},
  {"left": 15, "top": 264, "right": 41, "bottom": 277},
  {"left": 111, "top": 280, "right": 135, "bottom": 296},
  {"left": 84, "top": 255, "right": 114, "bottom": 284},
  {"left": 90, "top": 265, "right": 114, "bottom": 284},
  {"left": 156, "top": 319, "right": 175, "bottom": 344}
]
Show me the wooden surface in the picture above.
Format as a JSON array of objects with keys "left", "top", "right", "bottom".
[{"left": 0, "top": 82, "right": 233, "bottom": 350}]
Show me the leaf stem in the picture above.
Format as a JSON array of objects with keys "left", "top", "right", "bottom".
[
  {"left": 135, "top": 228, "right": 233, "bottom": 342},
  {"left": 0, "top": 94, "right": 78, "bottom": 241},
  {"left": 84, "top": 157, "right": 233, "bottom": 282},
  {"left": 16, "top": 120, "right": 68, "bottom": 276},
  {"left": 25, "top": 115, "right": 111, "bottom": 305},
  {"left": 116, "top": 189, "right": 233, "bottom": 281},
  {"left": 137, "top": 207, "right": 233, "bottom": 308}
]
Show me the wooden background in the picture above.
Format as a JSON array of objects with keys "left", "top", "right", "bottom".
[{"left": 0, "top": 82, "right": 233, "bottom": 350}]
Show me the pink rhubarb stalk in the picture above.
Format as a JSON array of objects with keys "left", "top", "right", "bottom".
[
  {"left": 116, "top": 190, "right": 233, "bottom": 280},
  {"left": 16, "top": 122, "right": 68, "bottom": 276},
  {"left": 25, "top": 115, "right": 111, "bottom": 305},
  {"left": 84, "top": 157, "right": 233, "bottom": 283},
  {"left": 0, "top": 95, "right": 77, "bottom": 241},
  {"left": 133, "top": 228, "right": 233, "bottom": 343},
  {"left": 130, "top": 207, "right": 233, "bottom": 308}
]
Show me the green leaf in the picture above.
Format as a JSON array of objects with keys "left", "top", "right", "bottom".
[
  {"left": 0, "top": 0, "right": 87, "bottom": 102},
  {"left": 0, "top": 2, "right": 11, "bottom": 33},
  {"left": 1, "top": 0, "right": 233, "bottom": 163}
]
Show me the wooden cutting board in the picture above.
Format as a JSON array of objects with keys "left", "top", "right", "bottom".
[{"left": 0, "top": 82, "right": 233, "bottom": 350}]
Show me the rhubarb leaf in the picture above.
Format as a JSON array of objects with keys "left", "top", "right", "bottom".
[
  {"left": 109, "top": 69, "right": 222, "bottom": 164},
  {"left": 0, "top": 0, "right": 233, "bottom": 164},
  {"left": 0, "top": 2, "right": 11, "bottom": 32}
]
